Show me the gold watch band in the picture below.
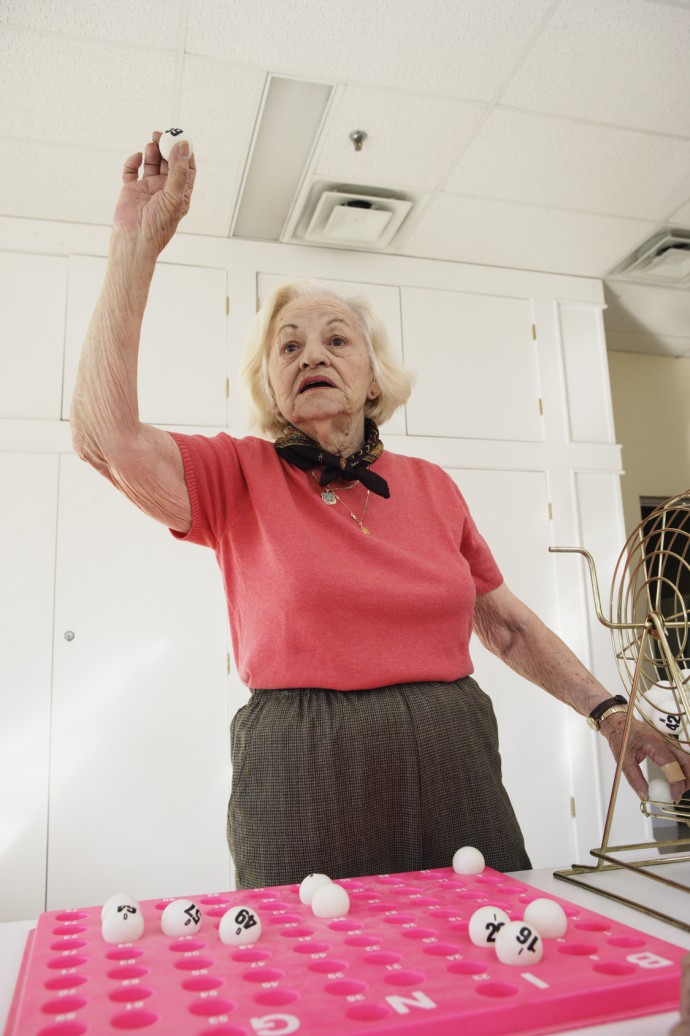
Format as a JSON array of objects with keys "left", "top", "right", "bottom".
[{"left": 596, "top": 703, "right": 628, "bottom": 729}]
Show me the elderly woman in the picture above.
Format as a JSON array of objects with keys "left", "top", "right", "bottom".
[{"left": 71, "top": 133, "right": 690, "bottom": 890}]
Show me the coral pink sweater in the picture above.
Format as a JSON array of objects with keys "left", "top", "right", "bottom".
[{"left": 170, "top": 433, "right": 502, "bottom": 691}]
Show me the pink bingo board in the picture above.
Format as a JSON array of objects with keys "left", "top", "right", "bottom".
[{"left": 4, "top": 866, "right": 685, "bottom": 1036}]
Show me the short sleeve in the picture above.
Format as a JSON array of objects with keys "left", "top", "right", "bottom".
[{"left": 168, "top": 431, "right": 245, "bottom": 548}]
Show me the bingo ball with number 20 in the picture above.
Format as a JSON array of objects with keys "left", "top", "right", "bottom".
[
  {"left": 219, "top": 905, "right": 262, "bottom": 946},
  {"left": 494, "top": 920, "right": 543, "bottom": 965}
]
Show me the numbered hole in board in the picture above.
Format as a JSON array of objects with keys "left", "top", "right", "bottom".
[
  {"left": 109, "top": 1009, "right": 159, "bottom": 1029},
  {"left": 254, "top": 988, "right": 300, "bottom": 1007},
  {"left": 475, "top": 981, "right": 520, "bottom": 999},
  {"left": 188, "top": 997, "right": 237, "bottom": 1018},
  {"left": 108, "top": 987, "right": 154, "bottom": 1004},
  {"left": 383, "top": 970, "right": 427, "bottom": 987}
]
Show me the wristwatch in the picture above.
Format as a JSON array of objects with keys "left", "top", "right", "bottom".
[{"left": 587, "top": 695, "right": 628, "bottom": 732}]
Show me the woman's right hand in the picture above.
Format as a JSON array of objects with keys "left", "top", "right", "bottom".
[{"left": 111, "top": 131, "right": 197, "bottom": 258}]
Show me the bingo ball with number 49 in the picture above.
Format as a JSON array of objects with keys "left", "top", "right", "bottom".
[
  {"left": 160, "top": 898, "right": 202, "bottom": 937},
  {"left": 494, "top": 920, "right": 543, "bottom": 965},
  {"left": 219, "top": 905, "right": 262, "bottom": 946}
]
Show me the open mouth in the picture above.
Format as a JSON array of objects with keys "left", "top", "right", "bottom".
[{"left": 299, "top": 379, "right": 335, "bottom": 393}]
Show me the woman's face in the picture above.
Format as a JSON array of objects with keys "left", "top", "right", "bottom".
[{"left": 266, "top": 295, "right": 378, "bottom": 433}]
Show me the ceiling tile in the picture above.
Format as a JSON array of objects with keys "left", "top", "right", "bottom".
[
  {"left": 185, "top": 0, "right": 554, "bottom": 99},
  {"left": 313, "top": 86, "right": 487, "bottom": 191},
  {"left": 178, "top": 56, "right": 266, "bottom": 167},
  {"left": 0, "top": 27, "right": 177, "bottom": 149},
  {"left": 670, "top": 197, "right": 690, "bottom": 224},
  {"left": 445, "top": 107, "right": 690, "bottom": 220},
  {"left": 0, "top": 0, "right": 183, "bottom": 48},
  {"left": 400, "top": 193, "right": 657, "bottom": 277},
  {"left": 502, "top": 0, "right": 690, "bottom": 136},
  {"left": 179, "top": 161, "right": 243, "bottom": 238},
  {"left": 0, "top": 140, "right": 122, "bottom": 226}
]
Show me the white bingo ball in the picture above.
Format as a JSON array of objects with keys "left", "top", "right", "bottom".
[
  {"left": 311, "top": 883, "right": 350, "bottom": 919},
  {"left": 647, "top": 777, "right": 673, "bottom": 815},
  {"left": 494, "top": 920, "right": 543, "bottom": 966},
  {"left": 452, "top": 846, "right": 485, "bottom": 875},
  {"left": 218, "top": 904, "right": 263, "bottom": 946},
  {"left": 468, "top": 905, "right": 510, "bottom": 947},
  {"left": 158, "top": 128, "right": 194, "bottom": 161},
  {"left": 101, "top": 903, "right": 145, "bottom": 944},
  {"left": 636, "top": 683, "right": 687, "bottom": 744},
  {"left": 299, "top": 873, "right": 332, "bottom": 906},
  {"left": 101, "top": 892, "right": 140, "bottom": 922},
  {"left": 160, "top": 898, "right": 202, "bottom": 937},
  {"left": 523, "top": 898, "right": 568, "bottom": 939}
]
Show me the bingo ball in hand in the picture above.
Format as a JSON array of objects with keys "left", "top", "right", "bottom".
[
  {"left": 160, "top": 898, "right": 202, "bottom": 936},
  {"left": 218, "top": 905, "right": 262, "bottom": 946},
  {"left": 101, "top": 902, "right": 145, "bottom": 943},
  {"left": 158, "top": 128, "right": 194, "bottom": 161},
  {"left": 647, "top": 777, "right": 673, "bottom": 815},
  {"left": 494, "top": 920, "right": 543, "bottom": 965}
]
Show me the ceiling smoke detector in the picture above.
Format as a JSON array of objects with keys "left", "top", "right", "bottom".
[{"left": 608, "top": 229, "right": 690, "bottom": 287}]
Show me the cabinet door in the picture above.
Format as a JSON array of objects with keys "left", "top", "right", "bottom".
[
  {"left": 62, "top": 256, "right": 228, "bottom": 426},
  {"left": 402, "top": 287, "right": 543, "bottom": 441},
  {"left": 450, "top": 467, "right": 574, "bottom": 868},
  {"left": 0, "top": 253, "right": 67, "bottom": 420},
  {"left": 257, "top": 273, "right": 407, "bottom": 436},
  {"left": 0, "top": 454, "right": 58, "bottom": 921},
  {"left": 49, "top": 455, "right": 231, "bottom": 909}
]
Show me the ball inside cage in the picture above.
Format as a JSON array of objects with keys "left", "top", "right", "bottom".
[{"left": 610, "top": 491, "right": 690, "bottom": 753}]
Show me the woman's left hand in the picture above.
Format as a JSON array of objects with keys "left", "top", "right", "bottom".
[{"left": 600, "top": 710, "right": 690, "bottom": 802}]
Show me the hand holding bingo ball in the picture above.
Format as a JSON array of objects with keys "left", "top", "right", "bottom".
[{"left": 158, "top": 128, "right": 194, "bottom": 161}]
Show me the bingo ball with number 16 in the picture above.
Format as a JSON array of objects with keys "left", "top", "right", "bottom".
[
  {"left": 494, "top": 920, "right": 543, "bottom": 965},
  {"left": 158, "top": 128, "right": 194, "bottom": 161},
  {"left": 219, "top": 905, "right": 262, "bottom": 946}
]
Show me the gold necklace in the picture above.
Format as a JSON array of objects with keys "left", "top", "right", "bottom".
[{"left": 310, "top": 471, "right": 371, "bottom": 535}]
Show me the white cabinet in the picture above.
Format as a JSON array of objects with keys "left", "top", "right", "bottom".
[
  {"left": 557, "top": 302, "right": 615, "bottom": 444},
  {"left": 48, "top": 455, "right": 232, "bottom": 910},
  {"left": 402, "top": 286, "right": 542, "bottom": 441},
  {"left": 0, "top": 253, "right": 67, "bottom": 420},
  {"left": 451, "top": 467, "right": 574, "bottom": 868},
  {"left": 61, "top": 256, "right": 229, "bottom": 427},
  {"left": 0, "top": 454, "right": 58, "bottom": 921}
]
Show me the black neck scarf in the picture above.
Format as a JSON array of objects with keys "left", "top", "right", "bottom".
[{"left": 274, "top": 419, "right": 390, "bottom": 498}]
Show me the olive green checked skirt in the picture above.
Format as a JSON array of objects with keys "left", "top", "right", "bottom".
[{"left": 228, "top": 678, "right": 531, "bottom": 890}]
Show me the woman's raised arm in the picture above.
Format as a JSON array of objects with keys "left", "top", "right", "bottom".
[{"left": 70, "top": 133, "right": 196, "bottom": 533}]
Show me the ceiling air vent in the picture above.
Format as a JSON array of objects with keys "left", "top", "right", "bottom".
[
  {"left": 608, "top": 229, "right": 690, "bottom": 287},
  {"left": 291, "top": 185, "right": 414, "bottom": 249}
]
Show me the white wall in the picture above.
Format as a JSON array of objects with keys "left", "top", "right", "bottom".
[
  {"left": 608, "top": 350, "right": 690, "bottom": 536},
  {"left": 0, "top": 215, "right": 633, "bottom": 920}
]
